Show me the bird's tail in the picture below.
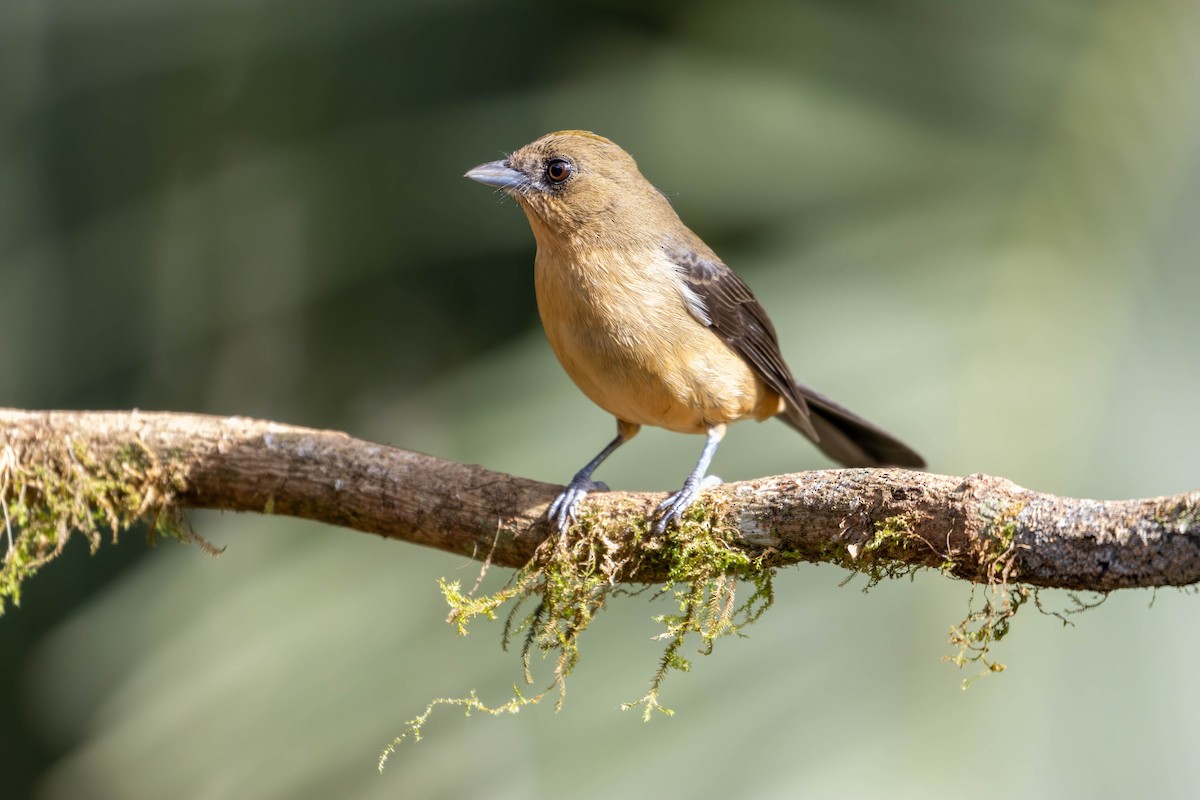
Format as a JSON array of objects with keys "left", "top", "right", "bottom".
[{"left": 779, "top": 383, "right": 925, "bottom": 469}]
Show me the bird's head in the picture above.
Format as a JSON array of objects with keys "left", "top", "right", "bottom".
[{"left": 465, "top": 131, "right": 674, "bottom": 243}]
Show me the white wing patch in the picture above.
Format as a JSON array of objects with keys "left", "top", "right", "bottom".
[{"left": 668, "top": 258, "right": 712, "bottom": 327}]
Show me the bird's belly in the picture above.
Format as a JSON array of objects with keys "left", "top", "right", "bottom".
[{"left": 540, "top": 291, "right": 777, "bottom": 434}]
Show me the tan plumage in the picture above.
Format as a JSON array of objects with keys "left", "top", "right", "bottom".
[
  {"left": 465, "top": 130, "right": 923, "bottom": 532},
  {"left": 534, "top": 240, "right": 781, "bottom": 435}
]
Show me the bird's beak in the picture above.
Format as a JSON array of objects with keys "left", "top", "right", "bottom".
[{"left": 464, "top": 160, "right": 529, "bottom": 191}]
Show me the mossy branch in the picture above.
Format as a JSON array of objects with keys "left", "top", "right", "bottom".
[
  {"left": 3, "top": 408, "right": 1199, "bottom": 612},
  {"left": 7, "top": 407, "right": 1199, "bottom": 745}
]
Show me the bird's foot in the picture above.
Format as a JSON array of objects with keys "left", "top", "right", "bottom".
[
  {"left": 548, "top": 475, "right": 611, "bottom": 532},
  {"left": 654, "top": 475, "right": 722, "bottom": 534}
]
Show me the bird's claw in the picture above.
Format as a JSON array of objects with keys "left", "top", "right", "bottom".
[
  {"left": 548, "top": 477, "right": 610, "bottom": 532},
  {"left": 654, "top": 475, "right": 722, "bottom": 533}
]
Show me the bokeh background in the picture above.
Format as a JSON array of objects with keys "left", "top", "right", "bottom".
[{"left": 4, "top": 0, "right": 1200, "bottom": 797}]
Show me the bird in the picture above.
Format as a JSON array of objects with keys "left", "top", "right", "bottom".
[{"left": 464, "top": 130, "right": 923, "bottom": 533}]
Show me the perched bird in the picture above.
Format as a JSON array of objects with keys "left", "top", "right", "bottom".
[{"left": 465, "top": 131, "right": 923, "bottom": 533}]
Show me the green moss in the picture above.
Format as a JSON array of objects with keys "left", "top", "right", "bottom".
[
  {"left": 0, "top": 436, "right": 211, "bottom": 614},
  {"left": 378, "top": 689, "right": 538, "bottom": 770},
  {"left": 381, "top": 496, "right": 777, "bottom": 762},
  {"left": 943, "top": 502, "right": 1026, "bottom": 687},
  {"left": 380, "top": 496, "right": 1047, "bottom": 756},
  {"left": 623, "top": 503, "right": 775, "bottom": 720},
  {"left": 859, "top": 514, "right": 927, "bottom": 585},
  {"left": 809, "top": 504, "right": 1039, "bottom": 690},
  {"left": 814, "top": 514, "right": 927, "bottom": 589}
]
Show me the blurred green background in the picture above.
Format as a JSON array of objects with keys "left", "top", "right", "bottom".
[{"left": 4, "top": 0, "right": 1200, "bottom": 797}]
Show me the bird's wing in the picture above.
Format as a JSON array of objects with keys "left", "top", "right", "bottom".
[
  {"left": 665, "top": 243, "right": 925, "bottom": 468},
  {"left": 665, "top": 244, "right": 814, "bottom": 428}
]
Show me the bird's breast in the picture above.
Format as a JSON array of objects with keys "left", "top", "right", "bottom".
[{"left": 533, "top": 245, "right": 778, "bottom": 434}]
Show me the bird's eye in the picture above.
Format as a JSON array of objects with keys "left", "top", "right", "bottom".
[{"left": 545, "top": 158, "right": 573, "bottom": 184}]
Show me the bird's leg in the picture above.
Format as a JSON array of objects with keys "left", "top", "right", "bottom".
[
  {"left": 548, "top": 420, "right": 639, "bottom": 532},
  {"left": 655, "top": 424, "right": 726, "bottom": 533}
]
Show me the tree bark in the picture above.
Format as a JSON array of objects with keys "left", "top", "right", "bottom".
[{"left": 2, "top": 408, "right": 1197, "bottom": 590}]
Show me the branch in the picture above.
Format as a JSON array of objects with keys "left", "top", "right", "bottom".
[{"left": 2, "top": 409, "right": 1198, "bottom": 597}]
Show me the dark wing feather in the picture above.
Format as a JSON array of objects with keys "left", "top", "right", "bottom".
[
  {"left": 666, "top": 245, "right": 816, "bottom": 437},
  {"left": 665, "top": 243, "right": 925, "bottom": 469}
]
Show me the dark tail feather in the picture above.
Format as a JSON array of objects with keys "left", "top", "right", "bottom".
[{"left": 779, "top": 384, "right": 925, "bottom": 469}]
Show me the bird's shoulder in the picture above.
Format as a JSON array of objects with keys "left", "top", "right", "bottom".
[{"left": 662, "top": 238, "right": 779, "bottom": 341}]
